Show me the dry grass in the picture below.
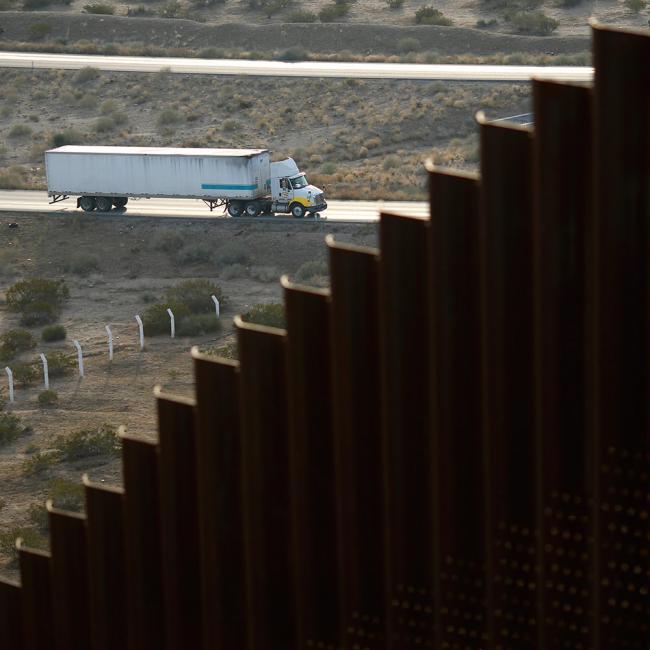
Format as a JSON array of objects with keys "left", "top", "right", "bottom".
[{"left": 0, "top": 68, "right": 531, "bottom": 200}]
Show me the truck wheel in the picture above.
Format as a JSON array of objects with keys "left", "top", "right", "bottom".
[
  {"left": 113, "top": 197, "right": 128, "bottom": 208},
  {"left": 290, "top": 203, "right": 306, "bottom": 219},
  {"left": 95, "top": 197, "right": 113, "bottom": 212},
  {"left": 79, "top": 196, "right": 96, "bottom": 212},
  {"left": 227, "top": 201, "right": 244, "bottom": 217},
  {"left": 245, "top": 202, "right": 261, "bottom": 217}
]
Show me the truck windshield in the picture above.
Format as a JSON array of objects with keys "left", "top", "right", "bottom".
[{"left": 290, "top": 175, "right": 308, "bottom": 189}]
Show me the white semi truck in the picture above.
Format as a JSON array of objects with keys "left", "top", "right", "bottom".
[{"left": 44, "top": 146, "right": 327, "bottom": 218}]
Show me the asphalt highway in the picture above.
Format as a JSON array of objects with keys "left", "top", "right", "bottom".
[
  {"left": 0, "top": 51, "right": 594, "bottom": 82},
  {"left": 0, "top": 191, "right": 429, "bottom": 223}
]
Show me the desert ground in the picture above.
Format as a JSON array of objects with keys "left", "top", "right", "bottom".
[
  {"left": 0, "top": 211, "right": 376, "bottom": 576},
  {"left": 0, "top": 67, "right": 532, "bottom": 199}
]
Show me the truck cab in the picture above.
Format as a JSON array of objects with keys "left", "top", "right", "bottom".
[{"left": 269, "top": 158, "right": 327, "bottom": 218}]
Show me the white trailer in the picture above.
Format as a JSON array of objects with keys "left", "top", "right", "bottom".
[{"left": 45, "top": 145, "right": 327, "bottom": 218}]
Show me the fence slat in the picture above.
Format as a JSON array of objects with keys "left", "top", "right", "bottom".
[
  {"left": 156, "top": 392, "right": 202, "bottom": 650},
  {"left": 18, "top": 544, "right": 54, "bottom": 650},
  {"left": 478, "top": 116, "right": 538, "bottom": 649},
  {"left": 48, "top": 507, "right": 91, "bottom": 650},
  {"left": 327, "top": 238, "right": 385, "bottom": 649},
  {"left": 427, "top": 166, "right": 486, "bottom": 649},
  {"left": 283, "top": 279, "right": 342, "bottom": 649},
  {"left": 192, "top": 352, "right": 246, "bottom": 650},
  {"left": 377, "top": 213, "right": 436, "bottom": 650},
  {"left": 84, "top": 479, "right": 127, "bottom": 650},
  {"left": 592, "top": 25, "right": 650, "bottom": 650},
  {"left": 236, "top": 317, "right": 296, "bottom": 650},
  {"left": 0, "top": 579, "right": 24, "bottom": 650},
  {"left": 532, "top": 79, "right": 595, "bottom": 650},
  {"left": 121, "top": 434, "right": 165, "bottom": 650}
]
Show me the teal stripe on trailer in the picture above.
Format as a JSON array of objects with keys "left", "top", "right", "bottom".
[{"left": 201, "top": 183, "right": 258, "bottom": 190}]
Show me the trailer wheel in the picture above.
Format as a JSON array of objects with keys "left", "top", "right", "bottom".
[
  {"left": 95, "top": 197, "right": 113, "bottom": 212},
  {"left": 113, "top": 197, "right": 128, "bottom": 208},
  {"left": 245, "top": 202, "right": 261, "bottom": 217},
  {"left": 79, "top": 196, "right": 96, "bottom": 212},
  {"left": 290, "top": 203, "right": 306, "bottom": 219},
  {"left": 227, "top": 201, "right": 244, "bottom": 217}
]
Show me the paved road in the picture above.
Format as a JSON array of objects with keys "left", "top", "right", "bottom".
[
  {"left": 0, "top": 190, "right": 429, "bottom": 223},
  {"left": 0, "top": 51, "right": 594, "bottom": 82}
]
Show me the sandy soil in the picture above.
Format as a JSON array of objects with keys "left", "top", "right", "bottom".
[
  {"left": 0, "top": 0, "right": 648, "bottom": 39},
  {"left": 0, "top": 211, "right": 376, "bottom": 576}
]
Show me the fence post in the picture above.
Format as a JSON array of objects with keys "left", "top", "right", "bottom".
[
  {"left": 4, "top": 367, "right": 14, "bottom": 403},
  {"left": 39, "top": 353, "right": 49, "bottom": 390},
  {"left": 211, "top": 295, "right": 220, "bottom": 319},
  {"left": 135, "top": 315, "right": 145, "bottom": 350},
  {"left": 106, "top": 326, "right": 113, "bottom": 361},
  {"left": 166, "top": 309, "right": 175, "bottom": 338},
  {"left": 73, "top": 340, "right": 84, "bottom": 378}
]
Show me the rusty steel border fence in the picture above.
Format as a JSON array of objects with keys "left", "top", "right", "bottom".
[{"left": 1, "top": 23, "right": 649, "bottom": 650}]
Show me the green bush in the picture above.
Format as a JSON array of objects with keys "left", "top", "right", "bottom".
[
  {"left": 48, "top": 478, "right": 84, "bottom": 512},
  {"left": 163, "top": 279, "right": 225, "bottom": 314},
  {"left": 45, "top": 351, "right": 75, "bottom": 378},
  {"left": 50, "top": 129, "right": 84, "bottom": 147},
  {"left": 20, "top": 301, "right": 60, "bottom": 326},
  {"left": 6, "top": 277, "right": 69, "bottom": 314},
  {"left": 154, "top": 230, "right": 184, "bottom": 254},
  {"left": 38, "top": 389, "right": 58, "bottom": 407},
  {"left": 143, "top": 280, "right": 225, "bottom": 336},
  {"left": 0, "top": 527, "right": 47, "bottom": 566},
  {"left": 94, "top": 116, "right": 115, "bottom": 133},
  {"left": 73, "top": 66, "right": 100, "bottom": 84},
  {"left": 12, "top": 362, "right": 38, "bottom": 386},
  {"left": 22, "top": 452, "right": 57, "bottom": 476},
  {"left": 143, "top": 302, "right": 190, "bottom": 336},
  {"left": 506, "top": 11, "right": 558, "bottom": 35},
  {"left": 64, "top": 253, "right": 100, "bottom": 276},
  {"left": 386, "top": 0, "right": 404, "bottom": 8},
  {"left": 415, "top": 6, "right": 452, "bottom": 25},
  {"left": 52, "top": 423, "right": 120, "bottom": 462},
  {"left": 176, "top": 313, "right": 221, "bottom": 337},
  {"left": 83, "top": 2, "right": 115, "bottom": 13},
  {"left": 286, "top": 10, "right": 317, "bottom": 22},
  {"left": 319, "top": 2, "right": 350, "bottom": 21},
  {"left": 0, "top": 329, "right": 36, "bottom": 362},
  {"left": 278, "top": 47, "right": 310, "bottom": 62},
  {"left": 241, "top": 303, "right": 286, "bottom": 329},
  {"left": 28, "top": 503, "right": 48, "bottom": 532},
  {"left": 295, "top": 259, "right": 329, "bottom": 282},
  {"left": 41, "top": 324, "right": 67, "bottom": 342},
  {"left": 0, "top": 412, "right": 27, "bottom": 447}
]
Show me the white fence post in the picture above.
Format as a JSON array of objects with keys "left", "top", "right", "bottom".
[
  {"left": 135, "top": 315, "right": 145, "bottom": 350},
  {"left": 39, "top": 353, "right": 49, "bottom": 390},
  {"left": 211, "top": 294, "right": 220, "bottom": 319},
  {"left": 106, "top": 325, "right": 114, "bottom": 361},
  {"left": 167, "top": 308, "right": 175, "bottom": 338},
  {"left": 5, "top": 367, "right": 14, "bottom": 403},
  {"left": 73, "top": 340, "right": 84, "bottom": 378}
]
